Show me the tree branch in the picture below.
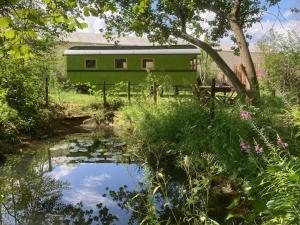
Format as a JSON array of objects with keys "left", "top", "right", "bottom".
[{"left": 173, "top": 31, "right": 250, "bottom": 98}]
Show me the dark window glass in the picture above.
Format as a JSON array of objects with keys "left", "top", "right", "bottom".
[
  {"left": 115, "top": 58, "right": 127, "bottom": 69},
  {"left": 142, "top": 59, "right": 154, "bottom": 69},
  {"left": 85, "top": 59, "right": 96, "bottom": 69}
]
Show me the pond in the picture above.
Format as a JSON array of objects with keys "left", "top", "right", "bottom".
[{"left": 0, "top": 131, "right": 145, "bottom": 225}]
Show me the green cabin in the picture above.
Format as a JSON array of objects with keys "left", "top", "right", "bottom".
[{"left": 64, "top": 45, "right": 200, "bottom": 86}]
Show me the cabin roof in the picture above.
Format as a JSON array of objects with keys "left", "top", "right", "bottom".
[
  {"left": 69, "top": 45, "right": 198, "bottom": 50},
  {"left": 64, "top": 45, "right": 199, "bottom": 55}
]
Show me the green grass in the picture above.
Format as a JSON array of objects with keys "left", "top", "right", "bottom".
[{"left": 50, "top": 90, "right": 103, "bottom": 106}]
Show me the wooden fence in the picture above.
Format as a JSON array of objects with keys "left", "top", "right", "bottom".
[{"left": 96, "top": 80, "right": 235, "bottom": 110}]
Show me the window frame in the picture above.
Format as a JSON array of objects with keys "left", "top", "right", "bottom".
[
  {"left": 84, "top": 58, "right": 97, "bottom": 70},
  {"left": 141, "top": 58, "right": 155, "bottom": 70},
  {"left": 114, "top": 58, "right": 128, "bottom": 70},
  {"left": 190, "top": 58, "right": 198, "bottom": 71}
]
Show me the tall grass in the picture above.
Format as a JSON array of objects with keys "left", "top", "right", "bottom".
[{"left": 117, "top": 95, "right": 300, "bottom": 224}]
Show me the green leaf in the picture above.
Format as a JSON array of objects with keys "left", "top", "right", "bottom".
[
  {"left": 226, "top": 213, "right": 244, "bottom": 220},
  {"left": 83, "top": 7, "right": 90, "bottom": 17},
  {"left": 4, "top": 30, "right": 16, "bottom": 39},
  {"left": 0, "top": 17, "right": 11, "bottom": 29},
  {"left": 226, "top": 197, "right": 240, "bottom": 209},
  {"left": 89, "top": 8, "right": 98, "bottom": 17},
  {"left": 252, "top": 199, "right": 267, "bottom": 213},
  {"left": 77, "top": 22, "right": 88, "bottom": 29},
  {"left": 55, "top": 16, "right": 65, "bottom": 23}
]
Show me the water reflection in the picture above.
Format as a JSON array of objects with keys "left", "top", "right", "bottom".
[{"left": 0, "top": 134, "right": 144, "bottom": 225}]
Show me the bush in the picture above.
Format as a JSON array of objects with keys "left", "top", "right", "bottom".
[
  {"left": 259, "top": 30, "right": 300, "bottom": 96},
  {"left": 0, "top": 51, "right": 62, "bottom": 141},
  {"left": 0, "top": 90, "right": 20, "bottom": 141},
  {"left": 118, "top": 96, "right": 300, "bottom": 224}
]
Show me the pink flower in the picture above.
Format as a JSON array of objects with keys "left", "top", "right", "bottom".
[
  {"left": 255, "top": 144, "right": 263, "bottom": 154},
  {"left": 240, "top": 139, "right": 250, "bottom": 152},
  {"left": 240, "top": 111, "right": 251, "bottom": 120},
  {"left": 277, "top": 137, "right": 288, "bottom": 148}
]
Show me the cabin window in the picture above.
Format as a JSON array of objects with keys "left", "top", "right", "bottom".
[
  {"left": 115, "top": 58, "right": 127, "bottom": 69},
  {"left": 85, "top": 59, "right": 96, "bottom": 69},
  {"left": 190, "top": 59, "right": 197, "bottom": 70},
  {"left": 142, "top": 59, "right": 155, "bottom": 70}
]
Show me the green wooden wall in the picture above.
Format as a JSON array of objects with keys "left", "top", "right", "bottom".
[{"left": 66, "top": 54, "right": 198, "bottom": 85}]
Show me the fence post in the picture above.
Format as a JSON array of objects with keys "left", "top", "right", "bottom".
[
  {"left": 103, "top": 81, "right": 107, "bottom": 107},
  {"left": 45, "top": 75, "right": 49, "bottom": 108},
  {"left": 271, "top": 89, "right": 276, "bottom": 97},
  {"left": 48, "top": 148, "right": 52, "bottom": 172},
  {"left": 153, "top": 81, "right": 157, "bottom": 104},
  {"left": 174, "top": 85, "right": 179, "bottom": 96},
  {"left": 127, "top": 81, "right": 131, "bottom": 104},
  {"left": 210, "top": 78, "right": 216, "bottom": 119}
]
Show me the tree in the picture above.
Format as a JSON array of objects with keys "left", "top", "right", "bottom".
[
  {"left": 0, "top": 0, "right": 86, "bottom": 58},
  {"left": 259, "top": 30, "right": 300, "bottom": 96},
  {"left": 87, "top": 0, "right": 280, "bottom": 101}
]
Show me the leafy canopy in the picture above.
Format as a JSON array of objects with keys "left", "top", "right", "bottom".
[
  {"left": 87, "top": 0, "right": 280, "bottom": 46},
  {"left": 0, "top": 0, "right": 87, "bottom": 58}
]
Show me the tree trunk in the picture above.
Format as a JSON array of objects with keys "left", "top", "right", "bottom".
[
  {"left": 178, "top": 32, "right": 251, "bottom": 99},
  {"left": 229, "top": 0, "right": 260, "bottom": 100}
]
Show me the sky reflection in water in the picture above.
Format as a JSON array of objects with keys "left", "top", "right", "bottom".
[{"left": 47, "top": 161, "right": 144, "bottom": 225}]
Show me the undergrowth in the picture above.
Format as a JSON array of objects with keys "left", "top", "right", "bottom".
[{"left": 117, "top": 95, "right": 300, "bottom": 224}]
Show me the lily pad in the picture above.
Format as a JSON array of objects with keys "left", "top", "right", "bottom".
[
  {"left": 49, "top": 143, "right": 69, "bottom": 151},
  {"left": 78, "top": 148, "right": 89, "bottom": 153},
  {"left": 69, "top": 147, "right": 80, "bottom": 153},
  {"left": 90, "top": 152, "right": 102, "bottom": 157},
  {"left": 112, "top": 142, "right": 126, "bottom": 148},
  {"left": 103, "top": 152, "right": 112, "bottom": 157},
  {"left": 85, "top": 158, "right": 99, "bottom": 163},
  {"left": 77, "top": 139, "right": 94, "bottom": 148},
  {"left": 69, "top": 156, "right": 88, "bottom": 162},
  {"left": 95, "top": 149, "right": 107, "bottom": 153},
  {"left": 100, "top": 138, "right": 111, "bottom": 144},
  {"left": 122, "top": 153, "right": 132, "bottom": 157}
]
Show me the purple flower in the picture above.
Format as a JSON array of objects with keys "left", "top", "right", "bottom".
[
  {"left": 277, "top": 137, "right": 288, "bottom": 148},
  {"left": 240, "top": 111, "right": 251, "bottom": 120},
  {"left": 255, "top": 144, "right": 263, "bottom": 154},
  {"left": 240, "top": 139, "right": 250, "bottom": 152}
]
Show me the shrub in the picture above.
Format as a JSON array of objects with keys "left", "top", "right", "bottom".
[{"left": 118, "top": 96, "right": 300, "bottom": 224}]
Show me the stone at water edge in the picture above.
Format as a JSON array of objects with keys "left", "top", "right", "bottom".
[{"left": 81, "top": 118, "right": 100, "bottom": 129}]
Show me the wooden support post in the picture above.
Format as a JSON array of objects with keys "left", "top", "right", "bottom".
[
  {"left": 153, "top": 81, "right": 157, "bottom": 104},
  {"left": 210, "top": 78, "right": 216, "bottom": 119},
  {"left": 174, "top": 85, "right": 179, "bottom": 96},
  {"left": 272, "top": 89, "right": 276, "bottom": 97},
  {"left": 103, "top": 81, "right": 107, "bottom": 107},
  {"left": 45, "top": 76, "right": 49, "bottom": 108},
  {"left": 127, "top": 81, "right": 131, "bottom": 104},
  {"left": 48, "top": 148, "right": 52, "bottom": 172}
]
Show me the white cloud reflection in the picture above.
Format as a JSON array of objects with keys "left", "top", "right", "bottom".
[{"left": 50, "top": 164, "right": 76, "bottom": 180}]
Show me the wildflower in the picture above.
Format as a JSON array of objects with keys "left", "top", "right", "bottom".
[
  {"left": 255, "top": 144, "right": 263, "bottom": 154},
  {"left": 277, "top": 136, "right": 288, "bottom": 148},
  {"left": 240, "top": 111, "right": 251, "bottom": 120},
  {"left": 240, "top": 139, "right": 250, "bottom": 152}
]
